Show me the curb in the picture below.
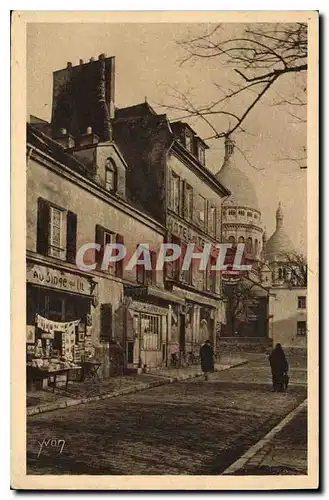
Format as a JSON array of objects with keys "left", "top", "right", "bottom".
[
  {"left": 222, "top": 398, "right": 307, "bottom": 475},
  {"left": 27, "top": 359, "right": 248, "bottom": 417}
]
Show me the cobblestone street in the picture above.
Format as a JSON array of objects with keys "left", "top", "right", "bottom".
[{"left": 27, "top": 356, "right": 307, "bottom": 475}]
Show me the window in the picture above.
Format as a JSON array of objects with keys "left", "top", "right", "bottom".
[
  {"left": 170, "top": 171, "right": 180, "bottom": 214},
  {"left": 198, "top": 145, "right": 206, "bottom": 165},
  {"left": 136, "top": 247, "right": 157, "bottom": 285},
  {"left": 209, "top": 256, "right": 217, "bottom": 293},
  {"left": 247, "top": 211, "right": 252, "bottom": 217},
  {"left": 246, "top": 237, "right": 253, "bottom": 253},
  {"left": 254, "top": 213, "right": 258, "bottom": 219},
  {"left": 141, "top": 313, "right": 161, "bottom": 350},
  {"left": 184, "top": 183, "right": 193, "bottom": 220},
  {"left": 297, "top": 321, "right": 307, "bottom": 336},
  {"left": 95, "top": 225, "right": 124, "bottom": 276},
  {"left": 238, "top": 210, "right": 245, "bottom": 216},
  {"left": 37, "top": 198, "right": 77, "bottom": 262},
  {"left": 49, "top": 206, "right": 65, "bottom": 259},
  {"left": 194, "top": 194, "right": 207, "bottom": 230},
  {"left": 228, "top": 209, "right": 236, "bottom": 216},
  {"left": 208, "top": 205, "right": 216, "bottom": 237},
  {"left": 180, "top": 243, "right": 192, "bottom": 285},
  {"left": 278, "top": 268, "right": 283, "bottom": 280},
  {"left": 185, "top": 132, "right": 193, "bottom": 152},
  {"left": 105, "top": 158, "right": 117, "bottom": 192},
  {"left": 298, "top": 296, "right": 306, "bottom": 309}
]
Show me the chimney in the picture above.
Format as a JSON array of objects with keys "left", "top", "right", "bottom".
[
  {"left": 53, "top": 127, "right": 75, "bottom": 148},
  {"left": 51, "top": 55, "right": 116, "bottom": 141},
  {"left": 78, "top": 126, "right": 100, "bottom": 147},
  {"left": 67, "top": 62, "right": 72, "bottom": 69},
  {"left": 79, "top": 59, "right": 84, "bottom": 65}
]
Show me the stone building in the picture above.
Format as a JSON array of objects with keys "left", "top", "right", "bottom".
[
  {"left": 26, "top": 53, "right": 230, "bottom": 375},
  {"left": 114, "top": 104, "right": 230, "bottom": 360},
  {"left": 26, "top": 56, "right": 184, "bottom": 376},
  {"left": 263, "top": 204, "right": 307, "bottom": 354},
  {"left": 214, "top": 136, "right": 307, "bottom": 353},
  {"left": 215, "top": 137, "right": 269, "bottom": 343}
]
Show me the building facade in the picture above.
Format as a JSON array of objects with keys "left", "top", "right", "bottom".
[
  {"left": 26, "top": 54, "right": 230, "bottom": 376},
  {"left": 264, "top": 204, "right": 307, "bottom": 353},
  {"left": 114, "top": 104, "right": 230, "bottom": 360}
]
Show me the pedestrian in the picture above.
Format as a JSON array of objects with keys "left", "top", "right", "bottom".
[
  {"left": 268, "top": 343, "right": 289, "bottom": 392},
  {"left": 199, "top": 339, "right": 214, "bottom": 381}
]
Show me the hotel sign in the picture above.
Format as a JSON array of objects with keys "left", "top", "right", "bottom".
[
  {"left": 27, "top": 263, "right": 92, "bottom": 296},
  {"left": 167, "top": 214, "right": 217, "bottom": 255}
]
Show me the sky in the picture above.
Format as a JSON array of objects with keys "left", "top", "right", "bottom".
[{"left": 27, "top": 22, "right": 307, "bottom": 254}]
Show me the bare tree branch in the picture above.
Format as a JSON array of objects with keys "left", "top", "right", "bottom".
[{"left": 160, "top": 23, "right": 307, "bottom": 169}]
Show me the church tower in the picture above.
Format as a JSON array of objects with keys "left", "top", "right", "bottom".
[{"left": 215, "top": 136, "right": 264, "bottom": 268}]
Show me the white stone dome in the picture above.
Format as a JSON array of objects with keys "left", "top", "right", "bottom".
[
  {"left": 264, "top": 203, "right": 295, "bottom": 261},
  {"left": 216, "top": 137, "right": 259, "bottom": 211}
]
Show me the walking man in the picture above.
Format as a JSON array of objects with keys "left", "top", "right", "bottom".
[{"left": 200, "top": 339, "right": 214, "bottom": 381}]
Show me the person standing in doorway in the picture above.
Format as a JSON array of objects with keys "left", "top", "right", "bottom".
[{"left": 200, "top": 339, "right": 214, "bottom": 381}]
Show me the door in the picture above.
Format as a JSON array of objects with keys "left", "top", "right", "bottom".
[{"left": 179, "top": 314, "right": 186, "bottom": 354}]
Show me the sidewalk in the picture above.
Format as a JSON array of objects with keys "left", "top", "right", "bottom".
[
  {"left": 27, "top": 354, "right": 247, "bottom": 417},
  {"left": 224, "top": 399, "right": 307, "bottom": 475}
]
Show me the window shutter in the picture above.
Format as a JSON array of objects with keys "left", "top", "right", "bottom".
[
  {"left": 168, "top": 170, "right": 172, "bottom": 209},
  {"left": 151, "top": 250, "right": 157, "bottom": 285},
  {"left": 100, "top": 303, "right": 113, "bottom": 339},
  {"left": 182, "top": 181, "right": 188, "bottom": 219},
  {"left": 115, "top": 233, "right": 124, "bottom": 278},
  {"left": 37, "top": 198, "right": 50, "bottom": 255},
  {"left": 66, "top": 211, "right": 77, "bottom": 263},
  {"left": 95, "top": 225, "right": 105, "bottom": 269}
]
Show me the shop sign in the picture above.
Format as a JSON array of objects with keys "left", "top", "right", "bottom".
[
  {"left": 27, "top": 263, "right": 92, "bottom": 296},
  {"left": 131, "top": 301, "right": 168, "bottom": 316},
  {"left": 124, "top": 285, "right": 148, "bottom": 299}
]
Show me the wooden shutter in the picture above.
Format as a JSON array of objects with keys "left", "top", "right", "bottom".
[
  {"left": 95, "top": 224, "right": 105, "bottom": 269},
  {"left": 100, "top": 303, "right": 113, "bottom": 339},
  {"left": 66, "top": 211, "right": 77, "bottom": 263},
  {"left": 151, "top": 249, "right": 157, "bottom": 285},
  {"left": 36, "top": 198, "right": 50, "bottom": 255},
  {"left": 115, "top": 233, "right": 124, "bottom": 278}
]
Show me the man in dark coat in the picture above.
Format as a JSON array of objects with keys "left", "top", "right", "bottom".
[
  {"left": 269, "top": 343, "right": 289, "bottom": 392},
  {"left": 200, "top": 340, "right": 214, "bottom": 381}
]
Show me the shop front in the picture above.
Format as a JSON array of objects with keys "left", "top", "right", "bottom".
[
  {"left": 170, "top": 285, "right": 219, "bottom": 360},
  {"left": 123, "top": 284, "right": 185, "bottom": 370},
  {"left": 26, "top": 259, "right": 97, "bottom": 387}
]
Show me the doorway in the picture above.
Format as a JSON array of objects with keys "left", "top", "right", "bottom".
[{"left": 179, "top": 314, "right": 186, "bottom": 354}]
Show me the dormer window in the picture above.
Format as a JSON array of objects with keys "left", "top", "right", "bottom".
[
  {"left": 198, "top": 144, "right": 206, "bottom": 165},
  {"left": 105, "top": 158, "right": 117, "bottom": 192},
  {"left": 185, "top": 131, "right": 193, "bottom": 153}
]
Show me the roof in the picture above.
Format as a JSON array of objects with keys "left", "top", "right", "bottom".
[
  {"left": 115, "top": 102, "right": 157, "bottom": 120},
  {"left": 215, "top": 138, "right": 259, "bottom": 211}
]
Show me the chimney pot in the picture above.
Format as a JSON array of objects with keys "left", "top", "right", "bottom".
[
  {"left": 60, "top": 128, "right": 67, "bottom": 136},
  {"left": 67, "top": 62, "right": 72, "bottom": 69},
  {"left": 89, "top": 57, "right": 95, "bottom": 62},
  {"left": 98, "top": 53, "right": 106, "bottom": 60},
  {"left": 86, "top": 126, "right": 92, "bottom": 135},
  {"left": 79, "top": 59, "right": 84, "bottom": 65}
]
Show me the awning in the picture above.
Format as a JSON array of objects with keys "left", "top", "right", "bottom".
[{"left": 124, "top": 284, "right": 185, "bottom": 305}]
